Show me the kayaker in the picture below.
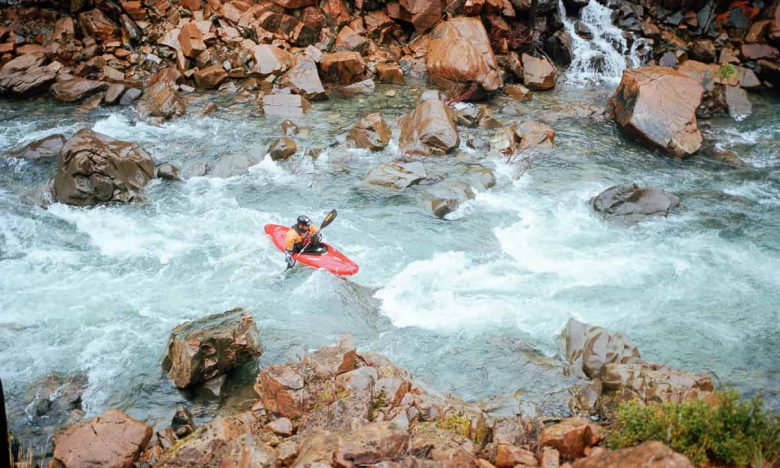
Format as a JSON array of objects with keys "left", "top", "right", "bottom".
[{"left": 284, "top": 215, "right": 323, "bottom": 267}]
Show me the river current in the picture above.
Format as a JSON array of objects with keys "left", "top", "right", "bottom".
[{"left": 1, "top": 82, "right": 779, "bottom": 438}]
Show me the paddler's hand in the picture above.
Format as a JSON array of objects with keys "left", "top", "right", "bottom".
[{"left": 285, "top": 250, "right": 296, "bottom": 268}]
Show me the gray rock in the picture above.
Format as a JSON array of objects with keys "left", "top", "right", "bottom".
[
  {"left": 591, "top": 183, "right": 680, "bottom": 224},
  {"left": 365, "top": 162, "right": 427, "bottom": 190},
  {"left": 723, "top": 85, "right": 752, "bottom": 120},
  {"left": 155, "top": 163, "right": 181, "bottom": 180},
  {"left": 6, "top": 134, "right": 66, "bottom": 161},
  {"left": 560, "top": 318, "right": 641, "bottom": 380},
  {"left": 207, "top": 153, "right": 263, "bottom": 178}
]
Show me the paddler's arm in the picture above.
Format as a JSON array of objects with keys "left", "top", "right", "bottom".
[{"left": 284, "top": 229, "right": 298, "bottom": 267}]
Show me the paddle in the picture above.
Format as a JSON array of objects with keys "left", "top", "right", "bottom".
[{"left": 286, "top": 209, "right": 337, "bottom": 270}]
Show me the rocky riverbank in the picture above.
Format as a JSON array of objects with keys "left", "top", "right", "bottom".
[{"left": 9, "top": 308, "right": 733, "bottom": 467}]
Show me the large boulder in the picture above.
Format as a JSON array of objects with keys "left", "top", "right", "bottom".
[
  {"left": 397, "top": 97, "right": 459, "bottom": 155},
  {"left": 426, "top": 16, "right": 502, "bottom": 98},
  {"left": 539, "top": 417, "right": 603, "bottom": 460},
  {"left": 400, "top": 0, "right": 442, "bottom": 32},
  {"left": 136, "top": 82, "right": 187, "bottom": 120},
  {"left": 252, "top": 44, "right": 296, "bottom": 77},
  {"left": 347, "top": 112, "right": 392, "bottom": 150},
  {"left": 51, "top": 408, "right": 152, "bottom": 468},
  {"left": 572, "top": 441, "right": 693, "bottom": 468},
  {"left": 522, "top": 53, "right": 556, "bottom": 90},
  {"left": 5, "top": 134, "right": 66, "bottom": 161},
  {"left": 280, "top": 59, "right": 326, "bottom": 100},
  {"left": 193, "top": 65, "right": 227, "bottom": 89},
  {"left": 78, "top": 8, "right": 119, "bottom": 41},
  {"left": 609, "top": 67, "right": 703, "bottom": 158},
  {"left": 601, "top": 362, "right": 713, "bottom": 406},
  {"left": 52, "top": 129, "right": 155, "bottom": 206},
  {"left": 319, "top": 51, "right": 366, "bottom": 84},
  {"left": 365, "top": 161, "right": 427, "bottom": 189},
  {"left": 161, "top": 308, "right": 263, "bottom": 389},
  {"left": 50, "top": 79, "right": 108, "bottom": 102},
  {"left": 0, "top": 53, "right": 62, "bottom": 96},
  {"left": 561, "top": 318, "right": 641, "bottom": 380},
  {"left": 591, "top": 183, "right": 680, "bottom": 224}
]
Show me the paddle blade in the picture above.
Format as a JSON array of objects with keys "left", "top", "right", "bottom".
[{"left": 319, "top": 209, "right": 337, "bottom": 230}]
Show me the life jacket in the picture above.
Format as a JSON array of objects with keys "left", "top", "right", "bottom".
[{"left": 285, "top": 224, "right": 319, "bottom": 251}]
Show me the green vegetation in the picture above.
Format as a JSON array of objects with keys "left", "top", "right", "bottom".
[
  {"left": 439, "top": 413, "right": 472, "bottom": 439},
  {"left": 607, "top": 391, "right": 780, "bottom": 467},
  {"left": 719, "top": 63, "right": 738, "bottom": 80}
]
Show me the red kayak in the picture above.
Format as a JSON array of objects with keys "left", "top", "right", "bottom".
[{"left": 264, "top": 224, "right": 359, "bottom": 276}]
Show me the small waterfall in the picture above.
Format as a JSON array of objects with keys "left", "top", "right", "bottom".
[{"left": 559, "top": 0, "right": 646, "bottom": 85}]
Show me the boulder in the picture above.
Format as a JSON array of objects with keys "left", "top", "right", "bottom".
[
  {"left": 490, "top": 121, "right": 554, "bottom": 156},
  {"left": 397, "top": 97, "right": 459, "bottom": 155},
  {"left": 689, "top": 39, "right": 716, "bottom": 62},
  {"left": 376, "top": 62, "right": 405, "bottom": 84},
  {"left": 103, "top": 83, "right": 126, "bottom": 105},
  {"left": 136, "top": 82, "right": 187, "bottom": 120},
  {"left": 545, "top": 30, "right": 573, "bottom": 66},
  {"left": 740, "top": 43, "right": 779, "bottom": 61},
  {"left": 347, "top": 112, "right": 392, "bottom": 150},
  {"left": 505, "top": 83, "right": 532, "bottom": 100},
  {"left": 571, "top": 441, "right": 693, "bottom": 468},
  {"left": 365, "top": 161, "right": 427, "bottom": 189},
  {"left": 495, "top": 444, "right": 537, "bottom": 468},
  {"left": 194, "top": 65, "right": 227, "bottom": 89},
  {"left": 522, "top": 54, "right": 556, "bottom": 90},
  {"left": 601, "top": 362, "right": 713, "bottom": 406},
  {"left": 319, "top": 51, "right": 366, "bottom": 84},
  {"left": 280, "top": 60, "right": 326, "bottom": 100},
  {"left": 341, "top": 78, "right": 376, "bottom": 96},
  {"left": 539, "top": 417, "right": 602, "bottom": 460},
  {"left": 400, "top": 0, "right": 442, "bottom": 32},
  {"left": 161, "top": 308, "right": 263, "bottom": 389},
  {"left": 207, "top": 153, "right": 263, "bottom": 177},
  {"left": 120, "top": 88, "right": 142, "bottom": 105},
  {"left": 267, "top": 137, "right": 297, "bottom": 160},
  {"left": 179, "top": 22, "right": 206, "bottom": 58},
  {"left": 560, "top": 318, "right": 641, "bottom": 380},
  {"left": 255, "top": 365, "right": 307, "bottom": 419},
  {"left": 591, "top": 183, "right": 680, "bottom": 224},
  {"left": 155, "top": 163, "right": 181, "bottom": 180},
  {"left": 6, "top": 134, "right": 66, "bottom": 161},
  {"left": 171, "top": 406, "right": 196, "bottom": 438},
  {"left": 52, "top": 408, "right": 152, "bottom": 468},
  {"left": 426, "top": 16, "right": 502, "bottom": 97},
  {"left": 51, "top": 78, "right": 108, "bottom": 102},
  {"left": 609, "top": 66, "right": 703, "bottom": 158},
  {"left": 52, "top": 129, "right": 155, "bottom": 206},
  {"left": 78, "top": 8, "right": 118, "bottom": 41},
  {"left": 252, "top": 44, "right": 296, "bottom": 77},
  {"left": 334, "top": 25, "right": 368, "bottom": 54},
  {"left": 24, "top": 373, "right": 87, "bottom": 432},
  {"left": 260, "top": 93, "right": 311, "bottom": 117},
  {"left": 723, "top": 85, "right": 752, "bottom": 120},
  {"left": 424, "top": 179, "right": 475, "bottom": 218},
  {"left": 267, "top": 417, "right": 293, "bottom": 436},
  {"left": 0, "top": 53, "right": 62, "bottom": 96}
]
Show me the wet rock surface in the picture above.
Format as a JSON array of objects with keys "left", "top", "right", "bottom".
[
  {"left": 591, "top": 183, "right": 680, "bottom": 224},
  {"left": 398, "top": 96, "right": 460, "bottom": 156}
]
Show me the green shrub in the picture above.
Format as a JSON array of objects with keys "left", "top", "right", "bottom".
[
  {"left": 607, "top": 390, "right": 780, "bottom": 467},
  {"left": 719, "top": 63, "right": 738, "bottom": 80}
]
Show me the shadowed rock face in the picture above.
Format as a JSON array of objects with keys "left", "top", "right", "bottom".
[
  {"left": 162, "top": 307, "right": 263, "bottom": 389},
  {"left": 52, "top": 129, "right": 155, "bottom": 206},
  {"left": 591, "top": 183, "right": 680, "bottom": 225},
  {"left": 609, "top": 66, "right": 704, "bottom": 158}
]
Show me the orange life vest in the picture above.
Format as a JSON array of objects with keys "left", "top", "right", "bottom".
[{"left": 285, "top": 224, "right": 319, "bottom": 251}]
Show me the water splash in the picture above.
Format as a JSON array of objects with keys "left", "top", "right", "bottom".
[{"left": 559, "top": 0, "right": 647, "bottom": 85}]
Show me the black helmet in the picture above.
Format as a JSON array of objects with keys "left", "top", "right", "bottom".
[{"left": 297, "top": 215, "right": 311, "bottom": 226}]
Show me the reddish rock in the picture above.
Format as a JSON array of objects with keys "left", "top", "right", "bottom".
[
  {"left": 78, "top": 9, "right": 119, "bottom": 42},
  {"left": 52, "top": 408, "right": 152, "bottom": 468},
  {"left": 0, "top": 53, "right": 62, "bottom": 95},
  {"left": 376, "top": 62, "right": 404, "bottom": 84},
  {"left": 561, "top": 318, "right": 640, "bottom": 381},
  {"left": 571, "top": 441, "right": 692, "bottom": 468},
  {"left": 281, "top": 59, "right": 326, "bottom": 100},
  {"left": 365, "top": 161, "right": 427, "bottom": 189},
  {"left": 491, "top": 121, "right": 555, "bottom": 155},
  {"left": 334, "top": 422, "right": 409, "bottom": 467},
  {"left": 267, "top": 417, "right": 294, "bottom": 436},
  {"left": 398, "top": 96, "right": 459, "bottom": 155},
  {"left": 341, "top": 78, "right": 375, "bottom": 96},
  {"left": 148, "top": 67, "right": 182, "bottom": 87},
  {"left": 334, "top": 25, "right": 369, "bottom": 54},
  {"left": 6, "top": 134, "right": 66, "bottom": 161},
  {"left": 104, "top": 83, "right": 126, "bottom": 105},
  {"left": 609, "top": 66, "right": 703, "bottom": 158},
  {"left": 255, "top": 364, "right": 307, "bottom": 418},
  {"left": 740, "top": 43, "right": 779, "bottom": 60},
  {"left": 136, "top": 82, "right": 187, "bottom": 120},
  {"left": 322, "top": 0, "right": 352, "bottom": 27},
  {"left": 162, "top": 308, "right": 262, "bottom": 389},
  {"left": 401, "top": 0, "right": 442, "bottom": 33},
  {"left": 260, "top": 93, "right": 312, "bottom": 117},
  {"left": 602, "top": 362, "right": 713, "bottom": 405},
  {"left": 268, "top": 137, "right": 297, "bottom": 160},
  {"left": 319, "top": 51, "right": 366, "bottom": 84},
  {"left": 541, "top": 447, "right": 560, "bottom": 468},
  {"left": 495, "top": 444, "right": 537, "bottom": 468},
  {"left": 522, "top": 54, "right": 556, "bottom": 90},
  {"left": 505, "top": 83, "right": 531, "bottom": 100},
  {"left": 347, "top": 112, "right": 392, "bottom": 150},
  {"left": 252, "top": 44, "right": 296, "bottom": 76},
  {"left": 539, "top": 417, "right": 602, "bottom": 460},
  {"left": 50, "top": 78, "right": 108, "bottom": 102},
  {"left": 426, "top": 16, "right": 502, "bottom": 97},
  {"left": 364, "top": 10, "right": 395, "bottom": 40},
  {"left": 293, "top": 431, "right": 341, "bottom": 466},
  {"left": 179, "top": 22, "right": 206, "bottom": 58},
  {"left": 272, "top": 0, "right": 316, "bottom": 7},
  {"left": 181, "top": 0, "right": 201, "bottom": 10},
  {"left": 194, "top": 65, "right": 227, "bottom": 89}
]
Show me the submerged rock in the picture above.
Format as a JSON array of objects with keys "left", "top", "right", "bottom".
[
  {"left": 572, "top": 441, "right": 693, "bottom": 468},
  {"left": 52, "top": 129, "right": 155, "bottom": 206},
  {"left": 24, "top": 373, "right": 87, "bottom": 432},
  {"left": 207, "top": 153, "right": 263, "bottom": 178},
  {"left": 346, "top": 112, "right": 392, "bottom": 150},
  {"left": 365, "top": 161, "right": 427, "bottom": 190},
  {"left": 162, "top": 307, "right": 263, "bottom": 389},
  {"left": 5, "top": 134, "right": 66, "bottom": 161},
  {"left": 52, "top": 408, "right": 152, "bottom": 468},
  {"left": 398, "top": 96, "right": 459, "bottom": 156},
  {"left": 591, "top": 183, "right": 680, "bottom": 224},
  {"left": 609, "top": 67, "right": 703, "bottom": 158}
]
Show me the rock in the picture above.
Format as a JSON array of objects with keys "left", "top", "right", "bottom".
[
  {"left": 342, "top": 78, "right": 376, "bottom": 96},
  {"left": 155, "top": 163, "right": 181, "bottom": 180},
  {"left": 561, "top": 318, "right": 640, "bottom": 380},
  {"left": 723, "top": 85, "right": 752, "bottom": 120},
  {"left": 161, "top": 308, "right": 263, "bottom": 389},
  {"left": 52, "top": 408, "right": 152, "bottom": 468},
  {"left": 208, "top": 153, "right": 263, "bottom": 177},
  {"left": 545, "top": 30, "right": 573, "bottom": 66},
  {"left": 267, "top": 417, "right": 294, "bottom": 436},
  {"left": 255, "top": 365, "right": 307, "bottom": 419},
  {"left": 334, "top": 422, "right": 409, "bottom": 467},
  {"left": 261, "top": 93, "right": 311, "bottom": 117},
  {"left": 689, "top": 39, "right": 716, "bottom": 62},
  {"left": 571, "top": 441, "right": 693, "bottom": 468},
  {"left": 347, "top": 112, "right": 392, "bottom": 150},
  {"left": 49, "top": 78, "right": 108, "bottom": 102},
  {"left": 401, "top": 0, "right": 442, "bottom": 32},
  {"left": 194, "top": 65, "right": 227, "bottom": 89},
  {"left": 78, "top": 8, "right": 119, "bottom": 42},
  {"left": 268, "top": 137, "right": 297, "bottom": 160},
  {"left": 293, "top": 431, "right": 342, "bottom": 466},
  {"left": 52, "top": 129, "right": 154, "bottom": 206},
  {"left": 522, "top": 54, "right": 556, "bottom": 90},
  {"left": 376, "top": 62, "right": 405, "bottom": 84},
  {"left": 273, "top": 0, "right": 317, "bottom": 7},
  {"left": 179, "top": 22, "right": 206, "bottom": 58},
  {"left": 319, "top": 51, "right": 366, "bottom": 84},
  {"left": 658, "top": 51, "right": 678, "bottom": 68},
  {"left": 120, "top": 88, "right": 142, "bottom": 105},
  {"left": 334, "top": 25, "right": 368, "bottom": 54},
  {"left": 103, "top": 83, "right": 126, "bottom": 105},
  {"left": 397, "top": 97, "right": 459, "bottom": 155},
  {"left": 609, "top": 66, "right": 703, "bottom": 158},
  {"left": 6, "top": 134, "right": 66, "bottom": 161},
  {"left": 505, "top": 83, "right": 532, "bottom": 100},
  {"left": 280, "top": 59, "right": 326, "bottom": 100},
  {"left": 495, "top": 444, "right": 537, "bottom": 468},
  {"left": 136, "top": 82, "right": 186, "bottom": 120},
  {"left": 171, "top": 406, "right": 195, "bottom": 438},
  {"left": 539, "top": 417, "right": 602, "bottom": 461},
  {"left": 739, "top": 67, "right": 761, "bottom": 89},
  {"left": 424, "top": 179, "right": 475, "bottom": 218},
  {"left": 601, "top": 362, "right": 713, "bottom": 406},
  {"left": 591, "top": 183, "right": 680, "bottom": 224},
  {"left": 281, "top": 119, "right": 299, "bottom": 136},
  {"left": 365, "top": 162, "right": 427, "bottom": 189},
  {"left": 490, "top": 121, "right": 554, "bottom": 156},
  {"left": 24, "top": 373, "right": 87, "bottom": 433},
  {"left": 541, "top": 447, "right": 560, "bottom": 468},
  {"left": 426, "top": 16, "right": 502, "bottom": 98},
  {"left": 0, "top": 53, "right": 62, "bottom": 96},
  {"left": 740, "top": 43, "right": 779, "bottom": 61},
  {"left": 252, "top": 44, "right": 296, "bottom": 77}
]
